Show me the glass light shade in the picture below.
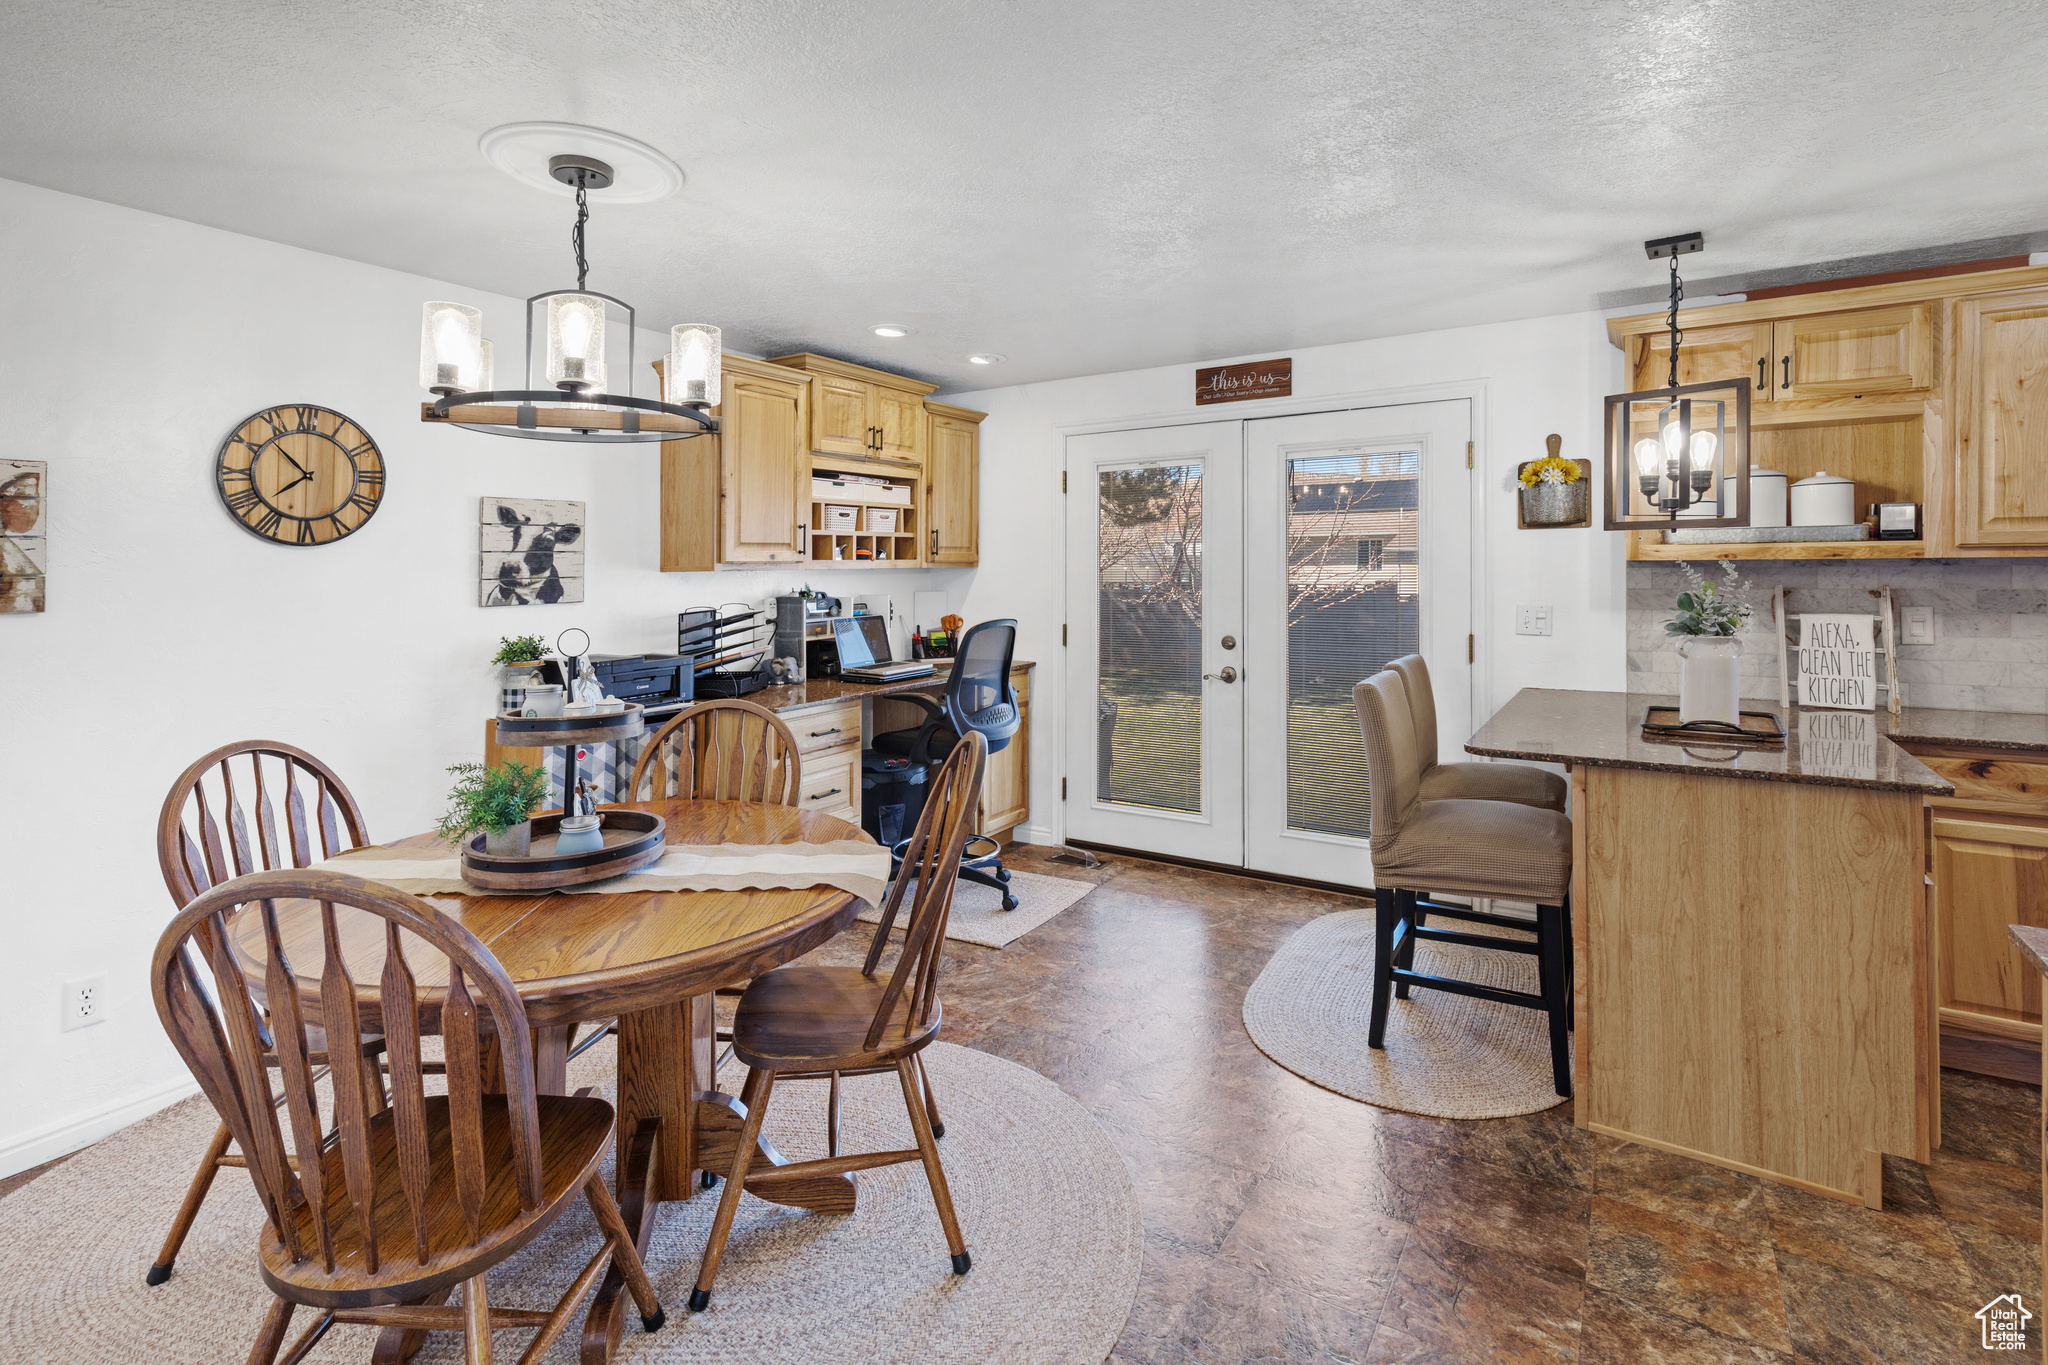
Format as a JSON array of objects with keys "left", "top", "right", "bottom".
[
  {"left": 1632, "top": 437, "right": 1662, "bottom": 477},
  {"left": 545, "top": 293, "right": 608, "bottom": 391},
  {"left": 419, "top": 301, "right": 482, "bottom": 393},
  {"left": 666, "top": 324, "right": 721, "bottom": 404},
  {"left": 473, "top": 338, "right": 494, "bottom": 393}
]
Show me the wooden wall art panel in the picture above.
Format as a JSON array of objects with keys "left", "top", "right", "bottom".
[
  {"left": 481, "top": 496, "right": 585, "bottom": 606},
  {"left": 0, "top": 459, "right": 45, "bottom": 614}
]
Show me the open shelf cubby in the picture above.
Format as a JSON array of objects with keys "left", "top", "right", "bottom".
[{"left": 810, "top": 464, "right": 920, "bottom": 565}]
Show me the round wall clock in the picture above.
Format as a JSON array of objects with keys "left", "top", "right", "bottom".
[{"left": 215, "top": 404, "right": 385, "bottom": 546}]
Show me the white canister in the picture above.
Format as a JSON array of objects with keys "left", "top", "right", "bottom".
[
  {"left": 1749, "top": 469, "right": 1789, "bottom": 528},
  {"left": 1790, "top": 470, "right": 1856, "bottom": 527},
  {"left": 520, "top": 684, "right": 564, "bottom": 718}
]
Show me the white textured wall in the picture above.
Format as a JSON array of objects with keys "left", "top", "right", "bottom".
[
  {"left": 938, "top": 312, "right": 1633, "bottom": 846},
  {"left": 0, "top": 179, "right": 972, "bottom": 1173}
]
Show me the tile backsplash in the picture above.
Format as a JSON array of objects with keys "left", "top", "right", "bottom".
[{"left": 1626, "top": 559, "right": 2048, "bottom": 714}]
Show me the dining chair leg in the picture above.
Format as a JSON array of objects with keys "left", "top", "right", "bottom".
[
  {"left": 897, "top": 1057, "right": 970, "bottom": 1274},
  {"left": 150, "top": 1120, "right": 234, "bottom": 1284},
  {"left": 1563, "top": 894, "right": 1576, "bottom": 1031},
  {"left": 583, "top": 1176, "right": 666, "bottom": 1332},
  {"left": 244, "top": 1295, "right": 296, "bottom": 1365},
  {"left": 827, "top": 1070, "right": 842, "bottom": 1158},
  {"left": 918, "top": 1052, "right": 945, "bottom": 1140},
  {"left": 1537, "top": 902, "right": 1572, "bottom": 1098},
  {"left": 691, "top": 1069, "right": 776, "bottom": 1312},
  {"left": 463, "top": 1274, "right": 492, "bottom": 1365},
  {"left": 1368, "top": 887, "right": 1397, "bottom": 1049},
  {"left": 1393, "top": 888, "right": 1420, "bottom": 1000}
]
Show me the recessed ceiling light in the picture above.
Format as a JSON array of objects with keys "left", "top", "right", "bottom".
[
  {"left": 967, "top": 353, "right": 1007, "bottom": 365},
  {"left": 870, "top": 324, "right": 915, "bottom": 338}
]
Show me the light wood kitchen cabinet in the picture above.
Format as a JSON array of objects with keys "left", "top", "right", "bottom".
[
  {"left": 1630, "top": 321, "right": 1773, "bottom": 397},
  {"left": 1908, "top": 743, "right": 2048, "bottom": 1045},
  {"left": 1774, "top": 305, "right": 1933, "bottom": 400},
  {"left": 659, "top": 355, "right": 809, "bottom": 570},
  {"left": 924, "top": 401, "right": 984, "bottom": 566},
  {"left": 1954, "top": 286, "right": 2048, "bottom": 548},
  {"left": 768, "top": 353, "right": 937, "bottom": 470},
  {"left": 979, "top": 668, "right": 1031, "bottom": 839}
]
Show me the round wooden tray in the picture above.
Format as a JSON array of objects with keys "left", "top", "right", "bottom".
[
  {"left": 459, "top": 809, "right": 667, "bottom": 890},
  {"left": 493, "top": 704, "right": 648, "bottom": 748}
]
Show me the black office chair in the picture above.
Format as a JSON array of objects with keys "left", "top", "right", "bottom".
[{"left": 875, "top": 619, "right": 1021, "bottom": 909}]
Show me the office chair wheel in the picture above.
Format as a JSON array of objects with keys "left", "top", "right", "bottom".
[
  {"left": 1000, "top": 893, "right": 1019, "bottom": 910},
  {"left": 701, "top": 1169, "right": 717, "bottom": 1189}
]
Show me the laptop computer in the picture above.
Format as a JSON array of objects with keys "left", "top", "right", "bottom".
[{"left": 834, "top": 615, "right": 935, "bottom": 683}]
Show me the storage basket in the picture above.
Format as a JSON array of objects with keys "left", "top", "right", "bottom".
[
  {"left": 822, "top": 504, "right": 858, "bottom": 531},
  {"left": 863, "top": 506, "right": 899, "bottom": 533}
]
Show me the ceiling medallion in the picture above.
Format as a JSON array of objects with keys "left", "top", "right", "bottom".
[
  {"left": 418, "top": 141, "right": 718, "bottom": 445},
  {"left": 1601, "top": 232, "right": 1750, "bottom": 530}
]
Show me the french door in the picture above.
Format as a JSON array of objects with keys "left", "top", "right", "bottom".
[{"left": 1065, "top": 401, "right": 1472, "bottom": 883}]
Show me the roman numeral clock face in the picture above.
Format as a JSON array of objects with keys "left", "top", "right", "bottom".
[{"left": 215, "top": 405, "right": 385, "bottom": 546}]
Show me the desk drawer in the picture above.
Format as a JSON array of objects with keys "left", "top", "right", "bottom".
[
  {"left": 789, "top": 701, "right": 861, "bottom": 758},
  {"left": 797, "top": 744, "right": 861, "bottom": 820}
]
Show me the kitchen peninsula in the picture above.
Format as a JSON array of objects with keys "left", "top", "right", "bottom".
[{"left": 1467, "top": 688, "right": 1953, "bottom": 1207}]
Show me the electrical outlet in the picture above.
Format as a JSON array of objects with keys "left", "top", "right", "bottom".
[
  {"left": 1516, "top": 604, "right": 1554, "bottom": 637},
  {"left": 1901, "top": 606, "right": 1934, "bottom": 645},
  {"left": 61, "top": 974, "right": 107, "bottom": 1031}
]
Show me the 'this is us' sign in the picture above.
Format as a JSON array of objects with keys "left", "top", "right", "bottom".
[
  {"left": 1196, "top": 358, "right": 1292, "bottom": 405},
  {"left": 1795, "top": 614, "right": 1876, "bottom": 711}
]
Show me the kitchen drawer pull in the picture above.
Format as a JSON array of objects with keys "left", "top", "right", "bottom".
[
  {"left": 808, "top": 787, "right": 843, "bottom": 801},
  {"left": 808, "top": 727, "right": 842, "bottom": 738}
]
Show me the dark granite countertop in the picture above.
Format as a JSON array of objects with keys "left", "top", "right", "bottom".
[
  {"left": 2011, "top": 925, "right": 2048, "bottom": 977},
  {"left": 1876, "top": 706, "right": 2048, "bottom": 754},
  {"left": 1466, "top": 689, "right": 1954, "bottom": 795},
  {"left": 749, "top": 659, "right": 1034, "bottom": 716}
]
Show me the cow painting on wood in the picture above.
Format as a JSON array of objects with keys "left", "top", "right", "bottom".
[{"left": 479, "top": 496, "right": 585, "bottom": 606}]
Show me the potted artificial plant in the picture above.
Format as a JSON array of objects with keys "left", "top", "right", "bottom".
[
  {"left": 493, "top": 634, "right": 549, "bottom": 685},
  {"left": 1517, "top": 439, "right": 1589, "bottom": 527},
  {"left": 437, "top": 760, "right": 549, "bottom": 858},
  {"left": 1664, "top": 560, "right": 1753, "bottom": 725}
]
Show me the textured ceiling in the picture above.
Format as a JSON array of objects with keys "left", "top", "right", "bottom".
[{"left": 4, "top": 0, "right": 2048, "bottom": 390}]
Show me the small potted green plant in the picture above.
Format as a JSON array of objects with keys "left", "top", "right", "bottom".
[
  {"left": 1665, "top": 560, "right": 1754, "bottom": 725},
  {"left": 437, "top": 761, "right": 549, "bottom": 857},
  {"left": 493, "top": 634, "right": 550, "bottom": 710}
]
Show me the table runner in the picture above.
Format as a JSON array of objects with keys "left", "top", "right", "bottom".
[{"left": 313, "top": 840, "right": 890, "bottom": 905}]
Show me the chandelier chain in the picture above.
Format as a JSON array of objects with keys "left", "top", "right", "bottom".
[
  {"left": 1666, "top": 252, "right": 1685, "bottom": 392},
  {"left": 573, "top": 183, "right": 590, "bottom": 292}
]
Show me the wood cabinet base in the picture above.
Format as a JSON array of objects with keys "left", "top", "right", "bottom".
[{"left": 1576, "top": 765, "right": 1930, "bottom": 1206}]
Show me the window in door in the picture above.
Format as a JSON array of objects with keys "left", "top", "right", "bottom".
[
  {"left": 1286, "top": 448, "right": 1420, "bottom": 838},
  {"left": 1096, "top": 463, "right": 1204, "bottom": 813}
]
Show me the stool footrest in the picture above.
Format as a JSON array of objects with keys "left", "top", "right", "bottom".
[
  {"left": 1405, "top": 925, "right": 1539, "bottom": 956},
  {"left": 1413, "top": 898, "right": 1545, "bottom": 933},
  {"left": 1387, "top": 968, "right": 1545, "bottom": 1013}
]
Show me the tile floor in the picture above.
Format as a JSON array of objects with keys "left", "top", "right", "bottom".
[{"left": 10, "top": 844, "right": 2040, "bottom": 1362}]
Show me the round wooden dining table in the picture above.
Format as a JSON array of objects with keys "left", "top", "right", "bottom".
[{"left": 228, "top": 797, "right": 871, "bottom": 1365}]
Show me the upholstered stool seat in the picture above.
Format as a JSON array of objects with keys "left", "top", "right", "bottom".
[
  {"left": 1389, "top": 655, "right": 1567, "bottom": 812},
  {"left": 1355, "top": 670, "right": 1574, "bottom": 1097}
]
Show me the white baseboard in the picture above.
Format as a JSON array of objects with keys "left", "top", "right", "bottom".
[
  {"left": 1020, "top": 823, "right": 1058, "bottom": 846},
  {"left": 0, "top": 1073, "right": 200, "bottom": 1178}
]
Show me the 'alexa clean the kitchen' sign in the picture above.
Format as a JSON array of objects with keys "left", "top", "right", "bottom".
[
  {"left": 1795, "top": 614, "right": 1877, "bottom": 710},
  {"left": 1196, "top": 358, "right": 1292, "bottom": 404}
]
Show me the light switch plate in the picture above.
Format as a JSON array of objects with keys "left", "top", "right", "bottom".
[
  {"left": 1516, "top": 604, "right": 1554, "bottom": 637},
  {"left": 1901, "top": 606, "right": 1933, "bottom": 645}
]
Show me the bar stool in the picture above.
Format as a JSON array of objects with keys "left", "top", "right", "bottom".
[
  {"left": 1388, "top": 655, "right": 1567, "bottom": 811},
  {"left": 1354, "top": 671, "right": 1574, "bottom": 1097}
]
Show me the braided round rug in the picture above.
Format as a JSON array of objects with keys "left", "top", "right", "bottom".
[
  {"left": 0, "top": 1041, "right": 1140, "bottom": 1364},
  {"left": 1243, "top": 909, "right": 1572, "bottom": 1119}
]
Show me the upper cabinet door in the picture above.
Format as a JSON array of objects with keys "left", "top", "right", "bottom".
[
  {"left": 874, "top": 386, "right": 928, "bottom": 467},
  {"left": 720, "top": 369, "right": 810, "bottom": 563},
  {"left": 1956, "top": 288, "right": 2048, "bottom": 547},
  {"left": 1774, "top": 304, "right": 1933, "bottom": 400},
  {"left": 810, "top": 372, "right": 874, "bottom": 459},
  {"left": 1631, "top": 322, "right": 1774, "bottom": 400},
  {"left": 926, "top": 409, "right": 981, "bottom": 565}
]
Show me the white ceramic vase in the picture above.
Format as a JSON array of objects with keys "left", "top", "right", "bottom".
[{"left": 1676, "top": 634, "right": 1742, "bottom": 726}]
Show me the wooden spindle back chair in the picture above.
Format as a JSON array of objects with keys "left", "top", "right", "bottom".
[
  {"left": 630, "top": 699, "right": 802, "bottom": 804},
  {"left": 688, "top": 731, "right": 987, "bottom": 1312},
  {"left": 148, "top": 741, "right": 379, "bottom": 1286},
  {"left": 152, "top": 868, "right": 664, "bottom": 1365}
]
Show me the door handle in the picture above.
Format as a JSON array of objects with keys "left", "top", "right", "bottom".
[
  {"left": 1756, "top": 357, "right": 1766, "bottom": 390},
  {"left": 1203, "top": 666, "right": 1239, "bottom": 683},
  {"left": 1781, "top": 355, "right": 1791, "bottom": 389}
]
